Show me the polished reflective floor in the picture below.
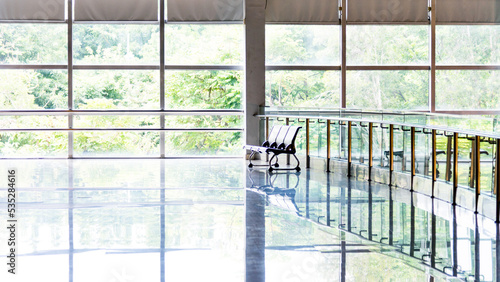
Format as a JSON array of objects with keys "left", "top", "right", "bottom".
[{"left": 0, "top": 159, "right": 497, "bottom": 281}]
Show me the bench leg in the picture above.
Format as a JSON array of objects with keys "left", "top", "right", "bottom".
[
  {"left": 292, "top": 154, "right": 301, "bottom": 172},
  {"left": 248, "top": 150, "right": 256, "bottom": 168},
  {"left": 269, "top": 154, "right": 277, "bottom": 169},
  {"left": 268, "top": 153, "right": 301, "bottom": 173}
]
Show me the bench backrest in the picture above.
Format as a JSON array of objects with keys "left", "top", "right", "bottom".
[
  {"left": 266, "top": 125, "right": 301, "bottom": 151},
  {"left": 282, "top": 126, "right": 301, "bottom": 148},
  {"left": 274, "top": 125, "right": 290, "bottom": 145},
  {"left": 267, "top": 125, "right": 282, "bottom": 144}
]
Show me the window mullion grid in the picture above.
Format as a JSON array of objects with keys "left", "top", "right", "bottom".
[
  {"left": 340, "top": 0, "right": 347, "bottom": 108},
  {"left": 430, "top": 0, "right": 437, "bottom": 113},
  {"left": 160, "top": 0, "right": 166, "bottom": 158},
  {"left": 68, "top": 0, "right": 74, "bottom": 158}
]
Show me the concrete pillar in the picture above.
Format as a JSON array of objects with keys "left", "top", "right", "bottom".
[{"left": 245, "top": 0, "right": 266, "bottom": 145}]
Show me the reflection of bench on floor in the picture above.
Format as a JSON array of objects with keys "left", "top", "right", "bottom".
[
  {"left": 247, "top": 169, "right": 301, "bottom": 215},
  {"left": 244, "top": 125, "right": 302, "bottom": 172}
]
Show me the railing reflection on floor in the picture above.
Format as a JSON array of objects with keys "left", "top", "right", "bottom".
[{"left": 246, "top": 168, "right": 500, "bottom": 281}]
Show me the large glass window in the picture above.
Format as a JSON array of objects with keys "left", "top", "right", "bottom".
[
  {"left": 73, "top": 24, "right": 159, "bottom": 65},
  {"left": 266, "top": 71, "right": 340, "bottom": 107},
  {"left": 265, "top": 25, "right": 340, "bottom": 108},
  {"left": 436, "top": 25, "right": 499, "bottom": 111},
  {"left": 347, "top": 25, "right": 428, "bottom": 65},
  {"left": 165, "top": 131, "right": 241, "bottom": 156},
  {"left": 73, "top": 131, "right": 160, "bottom": 157},
  {"left": 346, "top": 71, "right": 428, "bottom": 110},
  {"left": 266, "top": 25, "right": 339, "bottom": 65},
  {"left": 0, "top": 69, "right": 68, "bottom": 109},
  {"left": 0, "top": 24, "right": 67, "bottom": 64},
  {"left": 437, "top": 26, "right": 499, "bottom": 65},
  {"left": 165, "top": 24, "right": 243, "bottom": 65},
  {"left": 1, "top": 4, "right": 500, "bottom": 158},
  {"left": 165, "top": 70, "right": 242, "bottom": 110},
  {"left": 73, "top": 70, "right": 159, "bottom": 110},
  {"left": 436, "top": 70, "right": 500, "bottom": 110}
]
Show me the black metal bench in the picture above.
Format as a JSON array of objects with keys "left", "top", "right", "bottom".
[{"left": 244, "top": 125, "right": 302, "bottom": 172}]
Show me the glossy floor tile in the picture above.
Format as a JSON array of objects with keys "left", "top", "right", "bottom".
[{"left": 0, "top": 159, "right": 497, "bottom": 281}]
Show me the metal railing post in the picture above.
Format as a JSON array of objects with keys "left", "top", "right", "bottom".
[
  {"left": 445, "top": 135, "right": 452, "bottom": 181},
  {"left": 475, "top": 136, "right": 481, "bottom": 213},
  {"left": 348, "top": 121, "right": 352, "bottom": 177},
  {"left": 453, "top": 133, "right": 459, "bottom": 205},
  {"left": 286, "top": 118, "right": 290, "bottom": 165},
  {"left": 368, "top": 123, "right": 373, "bottom": 181},
  {"left": 432, "top": 129, "right": 437, "bottom": 197},
  {"left": 265, "top": 117, "right": 269, "bottom": 162},
  {"left": 327, "top": 119, "right": 331, "bottom": 172},
  {"left": 411, "top": 127, "right": 416, "bottom": 191},
  {"left": 306, "top": 118, "right": 310, "bottom": 168},
  {"left": 496, "top": 139, "right": 500, "bottom": 222},
  {"left": 389, "top": 124, "right": 394, "bottom": 185}
]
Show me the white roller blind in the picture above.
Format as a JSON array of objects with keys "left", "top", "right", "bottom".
[
  {"left": 74, "top": 0, "right": 158, "bottom": 21},
  {"left": 347, "top": 0, "right": 429, "bottom": 23},
  {"left": 167, "top": 0, "right": 244, "bottom": 22},
  {"left": 265, "top": 0, "right": 339, "bottom": 23},
  {"left": 0, "top": 0, "right": 65, "bottom": 21},
  {"left": 436, "top": 0, "right": 500, "bottom": 23}
]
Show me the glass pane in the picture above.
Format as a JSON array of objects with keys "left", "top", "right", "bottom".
[
  {"left": 437, "top": 25, "right": 500, "bottom": 65},
  {"left": 73, "top": 24, "right": 159, "bottom": 65},
  {"left": 73, "top": 70, "right": 159, "bottom": 109},
  {"left": 0, "top": 70, "right": 68, "bottom": 110},
  {"left": 165, "top": 24, "right": 243, "bottom": 65},
  {"left": 164, "top": 115, "right": 243, "bottom": 128},
  {"left": 347, "top": 25, "right": 428, "bottom": 65},
  {"left": 0, "top": 132, "right": 68, "bottom": 157},
  {"left": 74, "top": 115, "right": 160, "bottom": 128},
  {"left": 415, "top": 130, "right": 432, "bottom": 178},
  {"left": 165, "top": 70, "right": 242, "bottom": 110},
  {"left": 436, "top": 70, "right": 500, "bottom": 110},
  {"left": 0, "top": 115, "right": 67, "bottom": 128},
  {"left": 266, "top": 25, "right": 339, "bottom": 65},
  {"left": 0, "top": 24, "right": 67, "bottom": 64},
  {"left": 346, "top": 71, "right": 428, "bottom": 110},
  {"left": 330, "top": 121, "right": 341, "bottom": 159},
  {"left": 165, "top": 131, "right": 242, "bottom": 156},
  {"left": 266, "top": 71, "right": 340, "bottom": 107},
  {"left": 73, "top": 131, "right": 160, "bottom": 157}
]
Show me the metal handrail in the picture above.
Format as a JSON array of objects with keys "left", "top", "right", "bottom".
[{"left": 257, "top": 114, "right": 500, "bottom": 139}]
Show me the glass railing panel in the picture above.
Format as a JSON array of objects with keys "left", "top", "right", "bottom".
[
  {"left": 289, "top": 118, "right": 307, "bottom": 159},
  {"left": 392, "top": 125, "right": 406, "bottom": 173},
  {"left": 457, "top": 136, "right": 474, "bottom": 190},
  {"left": 310, "top": 119, "right": 327, "bottom": 159},
  {"left": 414, "top": 129, "right": 432, "bottom": 178},
  {"left": 436, "top": 132, "right": 451, "bottom": 182},
  {"left": 330, "top": 121, "right": 341, "bottom": 159},
  {"left": 372, "top": 123, "right": 385, "bottom": 168},
  {"left": 479, "top": 139, "right": 496, "bottom": 197}
]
